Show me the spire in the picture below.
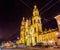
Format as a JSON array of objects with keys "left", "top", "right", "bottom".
[
  {"left": 33, "top": 5, "right": 39, "bottom": 16},
  {"left": 22, "top": 17, "right": 25, "bottom": 21},
  {"left": 21, "top": 17, "right": 25, "bottom": 25},
  {"left": 34, "top": 4, "right": 37, "bottom": 9}
]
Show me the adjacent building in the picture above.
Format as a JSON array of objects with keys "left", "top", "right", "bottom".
[{"left": 55, "top": 15, "right": 60, "bottom": 46}]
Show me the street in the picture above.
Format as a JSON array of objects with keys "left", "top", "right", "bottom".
[{"left": 1, "top": 47, "right": 60, "bottom": 50}]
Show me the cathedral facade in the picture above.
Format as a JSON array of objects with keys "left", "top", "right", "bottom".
[{"left": 16, "top": 5, "right": 57, "bottom": 46}]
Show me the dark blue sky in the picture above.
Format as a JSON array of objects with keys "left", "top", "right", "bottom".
[{"left": 0, "top": 0, "right": 60, "bottom": 41}]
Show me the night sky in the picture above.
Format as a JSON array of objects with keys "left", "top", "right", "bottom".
[{"left": 0, "top": 0, "right": 60, "bottom": 41}]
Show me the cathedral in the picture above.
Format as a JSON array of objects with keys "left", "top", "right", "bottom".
[{"left": 16, "top": 5, "right": 57, "bottom": 46}]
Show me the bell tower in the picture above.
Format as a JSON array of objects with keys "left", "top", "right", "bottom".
[
  {"left": 19, "top": 17, "right": 25, "bottom": 44},
  {"left": 32, "top": 5, "right": 42, "bottom": 33},
  {"left": 33, "top": 5, "right": 39, "bottom": 17}
]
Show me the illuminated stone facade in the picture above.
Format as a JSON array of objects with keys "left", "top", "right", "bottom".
[
  {"left": 55, "top": 15, "right": 60, "bottom": 35},
  {"left": 17, "top": 5, "right": 57, "bottom": 46}
]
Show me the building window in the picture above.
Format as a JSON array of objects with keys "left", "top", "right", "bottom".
[
  {"left": 34, "top": 28, "right": 36, "bottom": 32},
  {"left": 35, "top": 37, "right": 37, "bottom": 43},
  {"left": 34, "top": 20, "right": 35, "bottom": 23},
  {"left": 38, "top": 20, "right": 40, "bottom": 23}
]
